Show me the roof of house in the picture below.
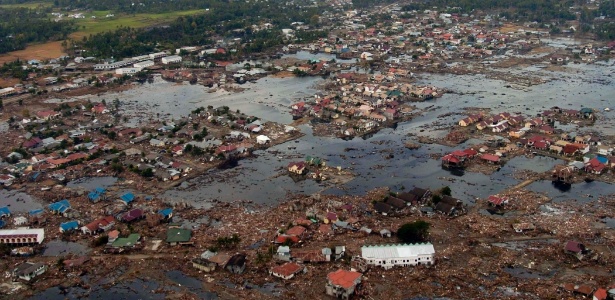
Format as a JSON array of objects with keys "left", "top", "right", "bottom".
[
  {"left": 481, "top": 153, "right": 500, "bottom": 162},
  {"left": 166, "top": 228, "right": 192, "bottom": 243},
  {"left": 594, "top": 288, "right": 608, "bottom": 300},
  {"left": 397, "top": 192, "right": 418, "bottom": 203},
  {"left": 327, "top": 269, "right": 362, "bottom": 289},
  {"left": 84, "top": 216, "right": 115, "bottom": 232},
  {"left": 564, "top": 241, "right": 583, "bottom": 253},
  {"left": 488, "top": 195, "right": 507, "bottom": 206},
  {"left": 122, "top": 208, "right": 144, "bottom": 222},
  {"left": 286, "top": 226, "right": 307, "bottom": 236},
  {"left": 120, "top": 192, "right": 135, "bottom": 204},
  {"left": 374, "top": 202, "right": 392, "bottom": 214},
  {"left": 111, "top": 233, "right": 140, "bottom": 247},
  {"left": 271, "top": 262, "right": 303, "bottom": 277},
  {"left": 60, "top": 220, "right": 79, "bottom": 231},
  {"left": 158, "top": 208, "right": 173, "bottom": 218},
  {"left": 226, "top": 254, "right": 246, "bottom": 267},
  {"left": 0, "top": 206, "right": 10, "bottom": 216},
  {"left": 275, "top": 235, "right": 300, "bottom": 244},
  {"left": 49, "top": 199, "right": 71, "bottom": 213},
  {"left": 13, "top": 262, "right": 45, "bottom": 276},
  {"left": 385, "top": 197, "right": 406, "bottom": 209},
  {"left": 361, "top": 243, "right": 435, "bottom": 259}
]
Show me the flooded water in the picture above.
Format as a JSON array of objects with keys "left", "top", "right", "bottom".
[
  {"left": 0, "top": 189, "right": 43, "bottom": 213},
  {"left": 66, "top": 176, "right": 118, "bottom": 190},
  {"left": 42, "top": 240, "right": 91, "bottom": 257},
  {"left": 503, "top": 266, "right": 557, "bottom": 279},
  {"left": 58, "top": 53, "right": 615, "bottom": 207},
  {"left": 165, "top": 271, "right": 218, "bottom": 299},
  {"left": 31, "top": 278, "right": 165, "bottom": 300},
  {"left": 502, "top": 156, "right": 564, "bottom": 173},
  {"left": 527, "top": 180, "right": 615, "bottom": 203}
]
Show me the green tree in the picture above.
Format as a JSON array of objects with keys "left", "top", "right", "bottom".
[
  {"left": 397, "top": 220, "right": 430, "bottom": 244},
  {"left": 441, "top": 186, "right": 452, "bottom": 196}
]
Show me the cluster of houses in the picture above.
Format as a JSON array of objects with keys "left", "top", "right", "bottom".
[
  {"left": 292, "top": 76, "right": 440, "bottom": 137},
  {"left": 5, "top": 101, "right": 290, "bottom": 187},
  {"left": 287, "top": 156, "right": 327, "bottom": 180}
]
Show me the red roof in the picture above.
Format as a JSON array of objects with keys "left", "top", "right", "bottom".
[
  {"left": 463, "top": 149, "right": 478, "bottom": 156},
  {"left": 286, "top": 226, "right": 307, "bottom": 236},
  {"left": 451, "top": 150, "right": 468, "bottom": 158},
  {"left": 275, "top": 235, "right": 299, "bottom": 244},
  {"left": 594, "top": 288, "right": 608, "bottom": 300},
  {"left": 326, "top": 212, "right": 338, "bottom": 222},
  {"left": 271, "top": 262, "right": 302, "bottom": 277},
  {"left": 85, "top": 216, "right": 115, "bottom": 232},
  {"left": 564, "top": 241, "right": 582, "bottom": 253},
  {"left": 533, "top": 141, "right": 548, "bottom": 149},
  {"left": 327, "top": 269, "right": 362, "bottom": 289},
  {"left": 488, "top": 195, "right": 506, "bottom": 205},
  {"left": 318, "top": 224, "right": 332, "bottom": 234},
  {"left": 442, "top": 154, "right": 460, "bottom": 164},
  {"left": 481, "top": 154, "right": 500, "bottom": 162},
  {"left": 66, "top": 153, "right": 87, "bottom": 161},
  {"left": 563, "top": 144, "right": 579, "bottom": 154},
  {"left": 36, "top": 110, "right": 59, "bottom": 118}
]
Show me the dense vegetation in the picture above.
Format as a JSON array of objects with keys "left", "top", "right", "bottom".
[
  {"left": 0, "top": 7, "right": 76, "bottom": 54},
  {"left": 74, "top": 0, "right": 325, "bottom": 58},
  {"left": 397, "top": 220, "right": 430, "bottom": 244},
  {"left": 402, "top": 0, "right": 615, "bottom": 40}
]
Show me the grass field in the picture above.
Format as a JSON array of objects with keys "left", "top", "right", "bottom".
[
  {"left": 70, "top": 9, "right": 209, "bottom": 39},
  {"left": 0, "top": 2, "right": 52, "bottom": 9},
  {"left": 0, "top": 8, "right": 207, "bottom": 63},
  {"left": 0, "top": 41, "right": 66, "bottom": 64}
]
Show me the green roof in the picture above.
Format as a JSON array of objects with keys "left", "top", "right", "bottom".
[
  {"left": 166, "top": 228, "right": 192, "bottom": 243},
  {"left": 112, "top": 233, "right": 140, "bottom": 247}
]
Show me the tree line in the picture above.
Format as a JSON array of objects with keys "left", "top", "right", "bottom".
[
  {"left": 0, "top": 7, "right": 76, "bottom": 54},
  {"left": 74, "top": 0, "right": 325, "bottom": 59}
]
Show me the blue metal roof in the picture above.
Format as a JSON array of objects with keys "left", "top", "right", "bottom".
[
  {"left": 60, "top": 220, "right": 79, "bottom": 231},
  {"left": 0, "top": 206, "right": 10, "bottom": 216},
  {"left": 29, "top": 209, "right": 44, "bottom": 216},
  {"left": 49, "top": 199, "right": 71, "bottom": 213},
  {"left": 0, "top": 220, "right": 5, "bottom": 228},
  {"left": 88, "top": 187, "right": 106, "bottom": 201},
  {"left": 120, "top": 192, "right": 135, "bottom": 204},
  {"left": 158, "top": 208, "right": 173, "bottom": 218},
  {"left": 596, "top": 156, "right": 608, "bottom": 164}
]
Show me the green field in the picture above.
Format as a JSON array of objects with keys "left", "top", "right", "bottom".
[
  {"left": 70, "top": 9, "right": 209, "bottom": 38},
  {"left": 0, "top": 1, "right": 52, "bottom": 9}
]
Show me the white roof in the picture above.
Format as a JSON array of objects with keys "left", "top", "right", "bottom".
[
  {"left": 0, "top": 228, "right": 45, "bottom": 243},
  {"left": 361, "top": 243, "right": 435, "bottom": 259}
]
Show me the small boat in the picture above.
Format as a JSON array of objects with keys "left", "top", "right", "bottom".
[{"left": 605, "top": 108, "right": 610, "bottom": 111}]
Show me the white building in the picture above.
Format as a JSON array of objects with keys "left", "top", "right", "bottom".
[
  {"left": 256, "top": 135, "right": 271, "bottom": 144},
  {"left": 134, "top": 60, "right": 154, "bottom": 69},
  {"left": 161, "top": 55, "right": 182, "bottom": 64},
  {"left": 149, "top": 52, "right": 168, "bottom": 59},
  {"left": 0, "top": 228, "right": 45, "bottom": 245},
  {"left": 0, "top": 87, "right": 16, "bottom": 97},
  {"left": 361, "top": 243, "right": 435, "bottom": 269},
  {"left": 115, "top": 67, "right": 142, "bottom": 75}
]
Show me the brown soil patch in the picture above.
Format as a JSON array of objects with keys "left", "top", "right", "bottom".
[
  {"left": 270, "top": 71, "right": 295, "bottom": 78},
  {"left": 0, "top": 41, "right": 67, "bottom": 64},
  {"left": 0, "top": 77, "right": 20, "bottom": 88}
]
